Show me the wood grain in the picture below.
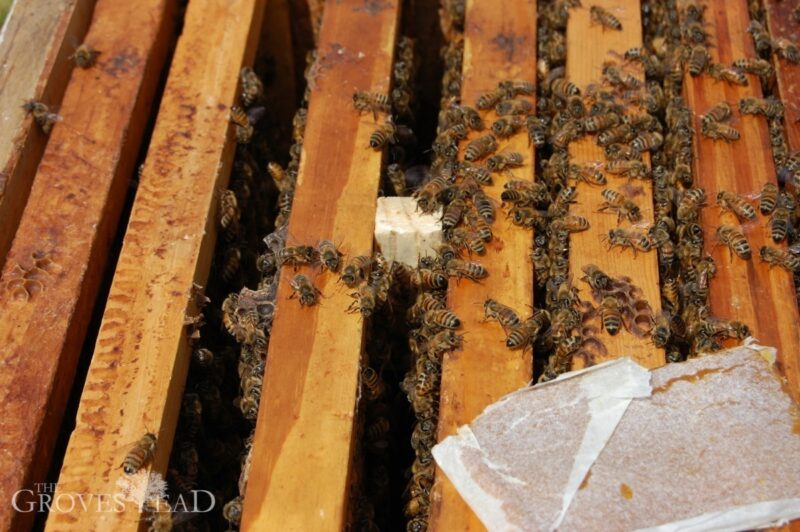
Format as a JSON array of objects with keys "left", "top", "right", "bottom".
[
  {"left": 680, "top": 0, "right": 800, "bottom": 400},
  {"left": 43, "top": 0, "right": 266, "bottom": 529},
  {"left": 0, "top": 0, "right": 175, "bottom": 529},
  {"left": 0, "top": 0, "right": 95, "bottom": 269},
  {"left": 239, "top": 0, "right": 400, "bottom": 529},
  {"left": 428, "top": 1, "right": 537, "bottom": 530},
  {"left": 763, "top": 0, "right": 800, "bottom": 151},
  {"left": 567, "top": 0, "right": 664, "bottom": 369}
]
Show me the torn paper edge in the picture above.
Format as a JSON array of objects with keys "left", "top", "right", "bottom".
[
  {"left": 433, "top": 358, "right": 651, "bottom": 532},
  {"left": 634, "top": 498, "right": 800, "bottom": 532},
  {"left": 432, "top": 426, "right": 524, "bottom": 532},
  {"left": 550, "top": 359, "right": 651, "bottom": 530}
]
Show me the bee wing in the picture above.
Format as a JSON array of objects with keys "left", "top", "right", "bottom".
[{"left": 246, "top": 106, "right": 266, "bottom": 125}]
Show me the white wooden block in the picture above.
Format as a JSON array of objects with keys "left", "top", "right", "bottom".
[{"left": 375, "top": 197, "right": 442, "bottom": 266}]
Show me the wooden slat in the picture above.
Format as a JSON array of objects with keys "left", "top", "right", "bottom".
[
  {"left": 45, "top": 0, "right": 266, "bottom": 529},
  {"left": 763, "top": 0, "right": 800, "bottom": 150},
  {"left": 567, "top": 0, "right": 664, "bottom": 369},
  {"left": 240, "top": 0, "right": 400, "bottom": 529},
  {"left": 0, "top": 0, "right": 175, "bottom": 529},
  {"left": 680, "top": 0, "right": 800, "bottom": 400},
  {"left": 0, "top": 0, "right": 95, "bottom": 268},
  {"left": 428, "top": 0, "right": 537, "bottom": 530}
]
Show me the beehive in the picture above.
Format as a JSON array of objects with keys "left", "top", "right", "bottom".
[{"left": 0, "top": 0, "right": 799, "bottom": 530}]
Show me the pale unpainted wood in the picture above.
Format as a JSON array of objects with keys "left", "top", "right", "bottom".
[
  {"left": 0, "top": 0, "right": 95, "bottom": 269},
  {"left": 429, "top": 0, "right": 537, "bottom": 531},
  {"left": 0, "top": 0, "right": 177, "bottom": 530},
  {"left": 567, "top": 0, "right": 664, "bottom": 370},
  {"left": 679, "top": 0, "right": 800, "bottom": 401},
  {"left": 240, "top": 0, "right": 400, "bottom": 529}
]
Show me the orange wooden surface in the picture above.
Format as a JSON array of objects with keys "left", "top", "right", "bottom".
[
  {"left": 763, "top": 0, "right": 800, "bottom": 151},
  {"left": 240, "top": 0, "right": 400, "bottom": 529},
  {"left": 428, "top": 0, "right": 537, "bottom": 530},
  {"left": 45, "top": 0, "right": 266, "bottom": 529},
  {"left": 0, "top": 0, "right": 175, "bottom": 529},
  {"left": 0, "top": 0, "right": 95, "bottom": 268},
  {"left": 567, "top": 0, "right": 664, "bottom": 369},
  {"left": 680, "top": 0, "right": 800, "bottom": 401}
]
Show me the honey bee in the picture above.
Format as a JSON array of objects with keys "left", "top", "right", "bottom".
[
  {"left": 221, "top": 247, "right": 242, "bottom": 283},
  {"left": 602, "top": 64, "right": 640, "bottom": 89},
  {"left": 317, "top": 240, "right": 342, "bottom": 272},
  {"left": 353, "top": 91, "right": 391, "bottom": 119},
  {"left": 599, "top": 296, "right": 622, "bottom": 335},
  {"left": 414, "top": 175, "right": 449, "bottom": 213},
  {"left": 471, "top": 190, "right": 495, "bottom": 224},
  {"left": 716, "top": 191, "right": 755, "bottom": 221},
  {"left": 441, "top": 198, "right": 466, "bottom": 230},
  {"left": 550, "top": 78, "right": 580, "bottom": 98},
  {"left": 349, "top": 283, "right": 378, "bottom": 317},
  {"left": 428, "top": 329, "right": 463, "bottom": 353},
  {"left": 240, "top": 66, "right": 264, "bottom": 106},
  {"left": 702, "top": 121, "right": 740, "bottom": 142},
  {"left": 759, "top": 246, "right": 800, "bottom": 272},
  {"left": 70, "top": 43, "right": 100, "bottom": 68},
  {"left": 483, "top": 299, "right": 520, "bottom": 329},
  {"left": 687, "top": 45, "right": 710, "bottom": 76},
  {"left": 223, "top": 496, "right": 243, "bottom": 526},
  {"left": 369, "top": 118, "right": 397, "bottom": 149},
  {"left": 447, "top": 227, "right": 486, "bottom": 255},
  {"left": 772, "top": 37, "right": 800, "bottom": 63},
  {"left": 230, "top": 105, "right": 255, "bottom": 143},
  {"left": 706, "top": 63, "right": 748, "bottom": 86},
  {"left": 599, "top": 188, "right": 641, "bottom": 222},
  {"left": 496, "top": 99, "right": 534, "bottom": 116},
  {"left": 292, "top": 107, "right": 307, "bottom": 143},
  {"left": 604, "top": 160, "right": 650, "bottom": 180},
  {"left": 122, "top": 433, "right": 157, "bottom": 474},
  {"left": 739, "top": 97, "right": 784, "bottom": 119},
  {"left": 631, "top": 131, "right": 663, "bottom": 153},
  {"left": 498, "top": 79, "right": 535, "bottom": 97},
  {"left": 732, "top": 58, "right": 774, "bottom": 81},
  {"left": 769, "top": 204, "right": 791, "bottom": 243},
  {"left": 219, "top": 190, "right": 240, "bottom": 233},
  {"left": 701, "top": 101, "right": 732, "bottom": 127},
  {"left": 506, "top": 311, "right": 549, "bottom": 350},
  {"left": 464, "top": 134, "right": 499, "bottom": 161},
  {"left": 487, "top": 152, "right": 524, "bottom": 172},
  {"left": 21, "top": 100, "right": 60, "bottom": 134},
  {"left": 423, "top": 309, "right": 461, "bottom": 329},
  {"left": 583, "top": 112, "right": 621, "bottom": 132},
  {"left": 411, "top": 268, "right": 448, "bottom": 289},
  {"left": 651, "top": 312, "right": 672, "bottom": 348},
  {"left": 508, "top": 206, "right": 549, "bottom": 230},
  {"left": 341, "top": 255, "right": 372, "bottom": 287},
  {"left": 580, "top": 263, "right": 611, "bottom": 291},
  {"left": 590, "top": 5, "right": 622, "bottom": 30},
  {"left": 550, "top": 214, "right": 590, "bottom": 233},
  {"left": 596, "top": 123, "right": 633, "bottom": 146},
  {"left": 475, "top": 87, "right": 505, "bottom": 110},
  {"left": 289, "top": 274, "right": 321, "bottom": 306},
  {"left": 716, "top": 225, "right": 751, "bottom": 260},
  {"left": 361, "top": 367, "right": 386, "bottom": 400},
  {"left": 567, "top": 163, "right": 606, "bottom": 186},
  {"left": 682, "top": 1, "right": 705, "bottom": 21},
  {"left": 464, "top": 209, "right": 492, "bottom": 241},
  {"left": 491, "top": 116, "right": 525, "bottom": 138},
  {"left": 551, "top": 120, "right": 584, "bottom": 149},
  {"left": 386, "top": 163, "right": 406, "bottom": 196},
  {"left": 604, "top": 228, "right": 654, "bottom": 255},
  {"left": 278, "top": 245, "right": 316, "bottom": 268},
  {"left": 445, "top": 258, "right": 489, "bottom": 281}
]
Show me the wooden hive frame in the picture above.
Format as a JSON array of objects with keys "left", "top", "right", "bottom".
[
  {"left": 0, "top": 0, "right": 95, "bottom": 268},
  {"left": 0, "top": 0, "right": 177, "bottom": 529},
  {"left": 430, "top": 0, "right": 537, "bottom": 528},
  {"left": 240, "top": 0, "right": 401, "bottom": 528},
  {"left": 679, "top": 0, "right": 800, "bottom": 400},
  {"left": 44, "top": 0, "right": 268, "bottom": 529}
]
